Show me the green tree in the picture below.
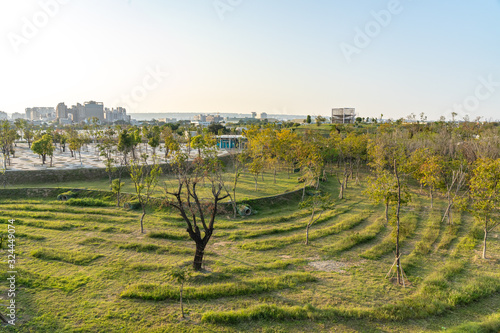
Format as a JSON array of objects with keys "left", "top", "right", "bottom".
[
  {"left": 111, "top": 179, "right": 124, "bottom": 207},
  {"left": 409, "top": 149, "right": 444, "bottom": 208},
  {"left": 306, "top": 115, "right": 311, "bottom": 124},
  {"left": 148, "top": 125, "right": 161, "bottom": 161},
  {"left": 68, "top": 134, "right": 84, "bottom": 164},
  {"left": 118, "top": 129, "right": 134, "bottom": 165},
  {"left": 299, "top": 192, "right": 332, "bottom": 245},
  {"left": 31, "top": 134, "right": 55, "bottom": 166},
  {"left": 0, "top": 121, "right": 17, "bottom": 170},
  {"left": 129, "top": 160, "right": 162, "bottom": 234},
  {"left": 469, "top": 158, "right": 500, "bottom": 259},
  {"left": 162, "top": 127, "right": 180, "bottom": 160},
  {"left": 315, "top": 115, "right": 326, "bottom": 126},
  {"left": 166, "top": 266, "right": 191, "bottom": 319},
  {"left": 98, "top": 128, "right": 117, "bottom": 184},
  {"left": 364, "top": 170, "right": 398, "bottom": 225}
]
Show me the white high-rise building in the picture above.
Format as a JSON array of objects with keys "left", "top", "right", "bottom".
[{"left": 331, "top": 108, "right": 356, "bottom": 124}]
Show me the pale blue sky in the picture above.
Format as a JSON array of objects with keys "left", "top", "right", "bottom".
[{"left": 1, "top": 0, "right": 499, "bottom": 120}]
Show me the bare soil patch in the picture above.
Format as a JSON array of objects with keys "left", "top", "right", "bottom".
[{"left": 308, "top": 260, "right": 348, "bottom": 273}]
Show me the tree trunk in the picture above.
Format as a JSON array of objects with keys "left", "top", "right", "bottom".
[
  {"left": 430, "top": 188, "right": 433, "bottom": 209},
  {"left": 140, "top": 210, "right": 146, "bottom": 234},
  {"left": 180, "top": 282, "right": 184, "bottom": 318},
  {"left": 193, "top": 243, "right": 205, "bottom": 271},
  {"left": 483, "top": 223, "right": 488, "bottom": 259},
  {"left": 273, "top": 168, "right": 276, "bottom": 184},
  {"left": 338, "top": 182, "right": 344, "bottom": 199},
  {"left": 385, "top": 200, "right": 389, "bottom": 225},
  {"left": 394, "top": 159, "right": 401, "bottom": 285},
  {"left": 305, "top": 224, "right": 310, "bottom": 245},
  {"left": 232, "top": 185, "right": 238, "bottom": 218}
]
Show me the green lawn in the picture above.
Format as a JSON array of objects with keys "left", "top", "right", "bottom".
[
  {"left": 5, "top": 170, "right": 302, "bottom": 202},
  {"left": 0, "top": 177, "right": 499, "bottom": 332}
]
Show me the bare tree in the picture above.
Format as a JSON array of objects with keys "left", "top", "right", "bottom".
[{"left": 164, "top": 151, "right": 229, "bottom": 271}]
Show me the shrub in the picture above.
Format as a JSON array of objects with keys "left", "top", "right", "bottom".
[
  {"left": 124, "top": 200, "right": 141, "bottom": 210},
  {"left": 57, "top": 191, "right": 78, "bottom": 201}
]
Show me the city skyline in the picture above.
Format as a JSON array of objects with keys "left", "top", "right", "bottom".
[{"left": 1, "top": 1, "right": 500, "bottom": 120}]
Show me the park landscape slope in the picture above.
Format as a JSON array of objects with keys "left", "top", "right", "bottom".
[{"left": 0, "top": 177, "right": 498, "bottom": 332}]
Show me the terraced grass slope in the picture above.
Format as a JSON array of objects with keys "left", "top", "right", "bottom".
[{"left": 0, "top": 179, "right": 498, "bottom": 332}]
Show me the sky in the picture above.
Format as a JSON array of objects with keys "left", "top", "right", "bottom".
[{"left": 1, "top": 0, "right": 499, "bottom": 120}]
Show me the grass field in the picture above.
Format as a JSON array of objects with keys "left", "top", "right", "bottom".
[
  {"left": 0, "top": 176, "right": 499, "bottom": 332},
  {"left": 4, "top": 170, "right": 302, "bottom": 202}
]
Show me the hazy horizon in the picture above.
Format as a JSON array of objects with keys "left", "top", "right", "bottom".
[{"left": 1, "top": 1, "right": 500, "bottom": 121}]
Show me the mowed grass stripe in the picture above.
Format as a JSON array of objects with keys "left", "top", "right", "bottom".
[
  {"left": 31, "top": 248, "right": 103, "bottom": 265},
  {"left": 228, "top": 209, "right": 343, "bottom": 240},
  {"left": 322, "top": 217, "right": 386, "bottom": 255},
  {"left": 359, "top": 211, "right": 419, "bottom": 260},
  {"left": 0, "top": 267, "right": 91, "bottom": 292},
  {"left": 0, "top": 209, "right": 137, "bottom": 224},
  {"left": 240, "top": 210, "right": 372, "bottom": 251},
  {"left": 0, "top": 202, "right": 130, "bottom": 217},
  {"left": 202, "top": 262, "right": 500, "bottom": 323},
  {"left": 436, "top": 211, "right": 463, "bottom": 252},
  {"left": 75, "top": 236, "right": 194, "bottom": 255},
  {"left": 0, "top": 217, "right": 77, "bottom": 230},
  {"left": 120, "top": 272, "right": 316, "bottom": 301},
  {"left": 411, "top": 208, "right": 442, "bottom": 256},
  {"left": 237, "top": 199, "right": 363, "bottom": 226}
]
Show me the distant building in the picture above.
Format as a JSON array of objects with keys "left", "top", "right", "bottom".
[
  {"left": 216, "top": 135, "right": 247, "bottom": 149},
  {"left": 206, "top": 114, "right": 223, "bottom": 123},
  {"left": 193, "top": 114, "right": 223, "bottom": 124},
  {"left": 59, "top": 101, "right": 107, "bottom": 123},
  {"left": 331, "top": 108, "right": 356, "bottom": 124},
  {"left": 158, "top": 118, "right": 177, "bottom": 123},
  {"left": 56, "top": 102, "right": 68, "bottom": 119},
  {"left": 193, "top": 114, "right": 207, "bottom": 122},
  {"left": 251, "top": 112, "right": 257, "bottom": 118},
  {"left": 104, "top": 107, "right": 130, "bottom": 123},
  {"left": 59, "top": 117, "right": 73, "bottom": 125},
  {"left": 83, "top": 101, "right": 104, "bottom": 121},
  {"left": 11, "top": 112, "right": 25, "bottom": 120},
  {"left": 25, "top": 107, "right": 56, "bottom": 121},
  {"left": 0, "top": 111, "right": 8, "bottom": 120},
  {"left": 258, "top": 112, "right": 268, "bottom": 119}
]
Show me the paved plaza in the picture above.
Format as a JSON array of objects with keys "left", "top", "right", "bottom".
[{"left": 5, "top": 143, "right": 230, "bottom": 171}]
